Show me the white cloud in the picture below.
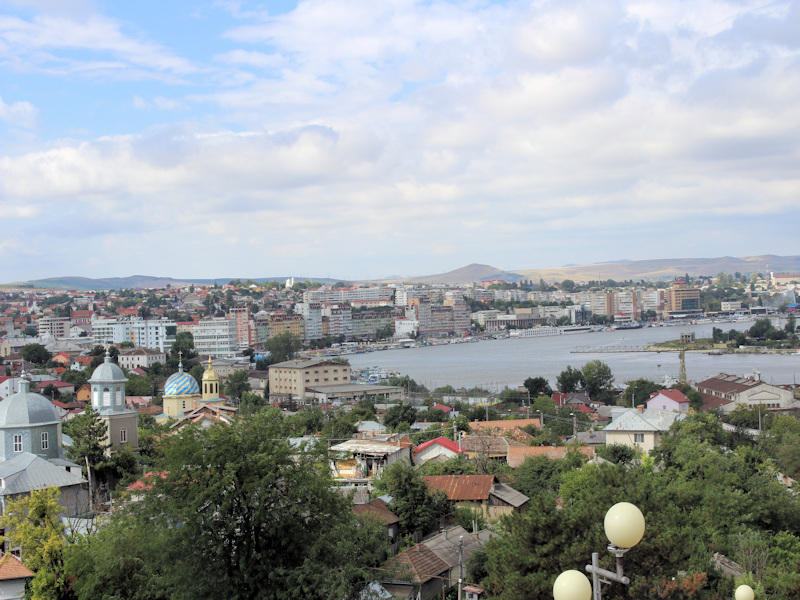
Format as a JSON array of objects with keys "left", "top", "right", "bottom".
[
  {"left": 2, "top": 0, "right": 800, "bottom": 281},
  {"left": 0, "top": 95, "right": 37, "bottom": 129}
]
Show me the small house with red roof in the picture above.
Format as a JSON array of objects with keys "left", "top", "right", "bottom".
[
  {"left": 0, "top": 553, "right": 34, "bottom": 598},
  {"left": 431, "top": 403, "right": 452, "bottom": 414},
  {"left": 646, "top": 389, "right": 691, "bottom": 413},
  {"left": 414, "top": 436, "right": 464, "bottom": 466}
]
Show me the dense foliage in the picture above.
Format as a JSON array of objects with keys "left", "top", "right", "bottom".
[
  {"left": 65, "top": 410, "right": 387, "bottom": 600},
  {"left": 481, "top": 413, "right": 800, "bottom": 599}
]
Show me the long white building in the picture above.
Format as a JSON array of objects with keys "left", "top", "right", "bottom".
[{"left": 91, "top": 317, "right": 176, "bottom": 351}]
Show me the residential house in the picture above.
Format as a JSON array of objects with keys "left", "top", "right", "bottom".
[
  {"left": 603, "top": 408, "right": 686, "bottom": 453},
  {"left": 645, "top": 389, "right": 691, "bottom": 412},
  {"left": 352, "top": 498, "right": 400, "bottom": 553},
  {"left": 414, "top": 436, "right": 464, "bottom": 466},
  {"left": 377, "top": 526, "right": 484, "bottom": 600},
  {"left": 329, "top": 439, "right": 412, "bottom": 483},
  {"left": 469, "top": 418, "right": 541, "bottom": 437},
  {"left": 459, "top": 434, "right": 529, "bottom": 465},
  {"left": 423, "top": 475, "right": 529, "bottom": 520},
  {"left": 0, "top": 553, "right": 34, "bottom": 599}
]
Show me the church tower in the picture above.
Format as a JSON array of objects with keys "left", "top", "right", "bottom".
[
  {"left": 202, "top": 356, "right": 221, "bottom": 402},
  {"left": 88, "top": 350, "right": 139, "bottom": 451}
]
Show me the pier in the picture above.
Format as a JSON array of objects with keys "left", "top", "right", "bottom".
[{"left": 571, "top": 345, "right": 652, "bottom": 353}]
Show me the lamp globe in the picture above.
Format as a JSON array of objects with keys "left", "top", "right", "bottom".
[
  {"left": 553, "top": 570, "right": 592, "bottom": 600},
  {"left": 604, "top": 502, "right": 645, "bottom": 549},
  {"left": 735, "top": 584, "right": 755, "bottom": 600}
]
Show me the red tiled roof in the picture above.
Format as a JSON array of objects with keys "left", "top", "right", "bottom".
[
  {"left": 700, "top": 392, "right": 732, "bottom": 411},
  {"left": 431, "top": 403, "right": 452, "bottom": 413},
  {"left": 414, "top": 436, "right": 463, "bottom": 455},
  {"left": 352, "top": 498, "right": 399, "bottom": 525},
  {"left": 0, "top": 553, "right": 34, "bottom": 581},
  {"left": 423, "top": 475, "right": 495, "bottom": 501},
  {"left": 650, "top": 389, "right": 690, "bottom": 403},
  {"left": 127, "top": 471, "right": 168, "bottom": 491}
]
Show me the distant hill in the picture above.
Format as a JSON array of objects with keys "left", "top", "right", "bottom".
[
  {"left": 6, "top": 275, "right": 339, "bottom": 291},
  {"left": 379, "top": 263, "right": 523, "bottom": 285},
  {"left": 513, "top": 255, "right": 800, "bottom": 282},
  {"left": 6, "top": 254, "right": 798, "bottom": 290}
]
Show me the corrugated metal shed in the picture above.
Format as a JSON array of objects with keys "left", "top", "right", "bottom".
[
  {"left": 423, "top": 475, "right": 494, "bottom": 501},
  {"left": 384, "top": 544, "right": 450, "bottom": 583},
  {"left": 490, "top": 483, "right": 529, "bottom": 508}
]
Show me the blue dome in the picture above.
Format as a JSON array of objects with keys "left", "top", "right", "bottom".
[{"left": 164, "top": 370, "right": 200, "bottom": 396}]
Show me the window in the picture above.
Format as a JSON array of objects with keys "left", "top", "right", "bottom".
[
  {"left": 13, "top": 435, "right": 22, "bottom": 453},
  {"left": 120, "top": 429, "right": 127, "bottom": 444},
  {"left": 41, "top": 432, "right": 49, "bottom": 450},
  {"left": 633, "top": 433, "right": 645, "bottom": 443}
]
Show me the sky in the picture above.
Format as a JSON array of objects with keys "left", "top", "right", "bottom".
[{"left": 1, "top": 0, "right": 799, "bottom": 283}]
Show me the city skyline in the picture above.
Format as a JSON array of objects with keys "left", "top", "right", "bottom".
[{"left": 1, "top": 0, "right": 799, "bottom": 282}]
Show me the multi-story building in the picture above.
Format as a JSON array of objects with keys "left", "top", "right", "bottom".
[
  {"left": 352, "top": 311, "right": 396, "bottom": 340},
  {"left": 269, "top": 359, "right": 351, "bottom": 398},
  {"left": 613, "top": 290, "right": 639, "bottom": 323},
  {"left": 192, "top": 318, "right": 238, "bottom": 359},
  {"left": 641, "top": 290, "right": 665, "bottom": 315},
  {"left": 227, "top": 306, "right": 252, "bottom": 349},
  {"left": 303, "top": 287, "right": 394, "bottom": 304},
  {"left": 253, "top": 312, "right": 306, "bottom": 347},
  {"left": 590, "top": 291, "right": 615, "bottom": 318},
  {"left": 118, "top": 348, "right": 166, "bottom": 370},
  {"left": 321, "top": 305, "right": 353, "bottom": 339},
  {"left": 407, "top": 298, "right": 432, "bottom": 334},
  {"left": 443, "top": 299, "right": 471, "bottom": 335},
  {"left": 295, "top": 302, "right": 323, "bottom": 342},
  {"left": 91, "top": 317, "right": 176, "bottom": 351},
  {"left": 666, "top": 279, "right": 702, "bottom": 317},
  {"left": 696, "top": 373, "right": 797, "bottom": 413},
  {"left": 37, "top": 316, "right": 70, "bottom": 339}
]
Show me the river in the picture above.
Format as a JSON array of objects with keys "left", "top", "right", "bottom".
[{"left": 348, "top": 321, "right": 800, "bottom": 390}]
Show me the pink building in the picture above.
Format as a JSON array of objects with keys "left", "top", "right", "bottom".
[{"left": 645, "top": 389, "right": 691, "bottom": 413}]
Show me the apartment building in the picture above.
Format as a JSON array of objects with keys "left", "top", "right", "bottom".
[
  {"left": 303, "top": 287, "right": 394, "bottom": 304},
  {"left": 227, "top": 306, "right": 252, "bottom": 349},
  {"left": 92, "top": 317, "right": 176, "bottom": 351},
  {"left": 321, "top": 305, "right": 353, "bottom": 339},
  {"left": 192, "top": 318, "right": 238, "bottom": 359},
  {"left": 296, "top": 302, "right": 323, "bottom": 341},
  {"left": 37, "top": 316, "right": 70, "bottom": 339}
]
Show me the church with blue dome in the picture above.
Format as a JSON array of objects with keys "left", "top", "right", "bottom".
[{"left": 159, "top": 357, "right": 224, "bottom": 422}]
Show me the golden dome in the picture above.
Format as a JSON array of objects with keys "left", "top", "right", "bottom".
[{"left": 202, "top": 356, "right": 219, "bottom": 382}]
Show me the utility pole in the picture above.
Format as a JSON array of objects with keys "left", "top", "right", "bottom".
[
  {"left": 458, "top": 535, "right": 464, "bottom": 600},
  {"left": 572, "top": 412, "right": 577, "bottom": 437}
]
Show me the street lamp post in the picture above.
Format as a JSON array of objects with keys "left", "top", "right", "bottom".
[{"left": 553, "top": 502, "right": 645, "bottom": 600}]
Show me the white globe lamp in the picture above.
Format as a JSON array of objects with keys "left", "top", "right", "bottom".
[
  {"left": 735, "top": 584, "right": 755, "bottom": 600},
  {"left": 553, "top": 570, "right": 592, "bottom": 600},
  {"left": 604, "top": 502, "right": 645, "bottom": 549}
]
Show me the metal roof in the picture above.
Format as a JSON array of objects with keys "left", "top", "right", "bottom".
[
  {"left": 490, "top": 483, "right": 530, "bottom": 508},
  {"left": 0, "top": 452, "right": 85, "bottom": 496},
  {"left": 423, "top": 475, "right": 495, "bottom": 501}
]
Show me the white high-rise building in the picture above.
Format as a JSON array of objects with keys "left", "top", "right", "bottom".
[{"left": 192, "top": 318, "right": 238, "bottom": 359}]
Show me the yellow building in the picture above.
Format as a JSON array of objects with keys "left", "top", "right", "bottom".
[{"left": 268, "top": 359, "right": 351, "bottom": 398}]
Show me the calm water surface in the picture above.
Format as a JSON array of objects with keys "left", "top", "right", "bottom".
[{"left": 349, "top": 322, "right": 800, "bottom": 390}]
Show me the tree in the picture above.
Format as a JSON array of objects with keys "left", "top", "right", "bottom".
[
  {"left": 119, "top": 411, "right": 386, "bottom": 599},
  {"left": 373, "top": 460, "right": 450, "bottom": 537},
  {"left": 239, "top": 391, "right": 268, "bottom": 416},
  {"left": 556, "top": 366, "right": 584, "bottom": 393},
  {"left": 21, "top": 343, "right": 51, "bottom": 365},
  {"left": 581, "top": 360, "right": 614, "bottom": 402},
  {"left": 265, "top": 332, "right": 303, "bottom": 363},
  {"left": 41, "top": 383, "right": 61, "bottom": 400},
  {"left": 22, "top": 325, "right": 37, "bottom": 337},
  {"left": 0, "top": 487, "right": 70, "bottom": 600},
  {"left": 126, "top": 374, "right": 152, "bottom": 396},
  {"left": 523, "top": 376, "right": 553, "bottom": 398},
  {"left": 383, "top": 403, "right": 418, "bottom": 430},
  {"left": 224, "top": 370, "right": 251, "bottom": 400},
  {"left": 622, "top": 378, "right": 660, "bottom": 407},
  {"left": 561, "top": 279, "right": 576, "bottom": 292},
  {"left": 62, "top": 406, "right": 109, "bottom": 483}
]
